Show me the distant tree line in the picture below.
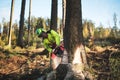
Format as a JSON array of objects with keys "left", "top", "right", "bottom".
[{"left": 0, "top": 16, "right": 120, "bottom": 47}]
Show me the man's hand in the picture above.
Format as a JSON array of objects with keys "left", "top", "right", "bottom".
[{"left": 52, "top": 49, "right": 56, "bottom": 52}]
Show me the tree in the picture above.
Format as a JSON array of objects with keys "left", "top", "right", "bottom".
[
  {"left": 59, "top": 0, "right": 66, "bottom": 36},
  {"left": 57, "top": 0, "right": 92, "bottom": 79},
  {"left": 46, "top": 18, "right": 51, "bottom": 30},
  {"left": 113, "top": 13, "right": 118, "bottom": 38},
  {"left": 113, "top": 13, "right": 117, "bottom": 28},
  {"left": 36, "top": 17, "right": 46, "bottom": 29},
  {"left": 42, "top": 18, "right": 47, "bottom": 30},
  {"left": 103, "top": 28, "right": 111, "bottom": 39},
  {"left": 50, "top": 0, "right": 58, "bottom": 31},
  {"left": 83, "top": 20, "right": 95, "bottom": 40},
  {"left": 17, "top": 0, "right": 26, "bottom": 48},
  {"left": 62, "top": 0, "right": 66, "bottom": 29},
  {"left": 98, "top": 24, "right": 104, "bottom": 39},
  {"left": 12, "top": 21, "right": 19, "bottom": 38},
  {"left": 86, "top": 21, "right": 95, "bottom": 47},
  {"left": 8, "top": 0, "right": 15, "bottom": 47},
  {"left": 0, "top": 23, "right": 2, "bottom": 36},
  {"left": 30, "top": 16, "right": 37, "bottom": 40},
  {"left": 2, "top": 18, "right": 9, "bottom": 38},
  {"left": 27, "top": 0, "right": 31, "bottom": 46},
  {"left": 83, "top": 20, "right": 89, "bottom": 39}
]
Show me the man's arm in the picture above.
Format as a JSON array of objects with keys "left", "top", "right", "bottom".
[
  {"left": 43, "top": 39, "right": 52, "bottom": 52},
  {"left": 50, "top": 30, "right": 60, "bottom": 46}
]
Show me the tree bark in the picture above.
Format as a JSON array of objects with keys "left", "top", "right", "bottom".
[
  {"left": 17, "top": 0, "right": 26, "bottom": 48},
  {"left": 64, "top": 0, "right": 84, "bottom": 63},
  {"left": 60, "top": 0, "right": 93, "bottom": 79},
  {"left": 8, "top": 0, "right": 15, "bottom": 47},
  {"left": 50, "top": 0, "right": 58, "bottom": 31},
  {"left": 62, "top": 0, "right": 66, "bottom": 28},
  {"left": 27, "top": 0, "right": 31, "bottom": 46}
]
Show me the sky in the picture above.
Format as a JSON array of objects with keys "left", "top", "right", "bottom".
[{"left": 0, "top": 0, "right": 120, "bottom": 28}]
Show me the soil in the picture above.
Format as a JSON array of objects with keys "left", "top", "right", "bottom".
[{"left": 0, "top": 45, "right": 120, "bottom": 80}]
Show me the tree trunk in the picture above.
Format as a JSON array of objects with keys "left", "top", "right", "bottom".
[
  {"left": 17, "top": 0, "right": 26, "bottom": 48},
  {"left": 49, "top": 0, "right": 58, "bottom": 69},
  {"left": 0, "top": 24, "right": 2, "bottom": 37},
  {"left": 62, "top": 0, "right": 66, "bottom": 29},
  {"left": 64, "top": 0, "right": 84, "bottom": 63},
  {"left": 56, "top": 0, "right": 93, "bottom": 79},
  {"left": 59, "top": 0, "right": 66, "bottom": 37},
  {"left": 50, "top": 0, "right": 57, "bottom": 31},
  {"left": 27, "top": 0, "right": 31, "bottom": 46},
  {"left": 8, "top": 0, "right": 15, "bottom": 48}
]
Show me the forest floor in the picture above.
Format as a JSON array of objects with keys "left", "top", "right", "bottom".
[{"left": 0, "top": 44, "right": 120, "bottom": 80}]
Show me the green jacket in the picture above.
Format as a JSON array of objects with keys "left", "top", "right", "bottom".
[{"left": 43, "top": 30, "right": 60, "bottom": 52}]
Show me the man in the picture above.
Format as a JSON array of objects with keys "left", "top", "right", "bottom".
[{"left": 36, "top": 28, "right": 63, "bottom": 69}]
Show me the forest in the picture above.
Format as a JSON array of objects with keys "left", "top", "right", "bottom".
[{"left": 0, "top": 0, "right": 120, "bottom": 80}]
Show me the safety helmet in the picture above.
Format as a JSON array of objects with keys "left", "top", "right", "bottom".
[{"left": 36, "top": 28, "right": 43, "bottom": 36}]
